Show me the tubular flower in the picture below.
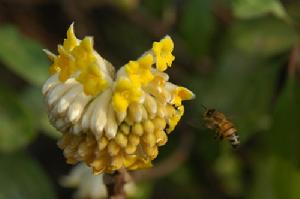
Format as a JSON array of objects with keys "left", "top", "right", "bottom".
[
  {"left": 112, "top": 77, "right": 142, "bottom": 114},
  {"left": 152, "top": 35, "right": 175, "bottom": 71},
  {"left": 76, "top": 63, "right": 108, "bottom": 96},
  {"left": 42, "top": 24, "right": 195, "bottom": 174},
  {"left": 125, "top": 54, "right": 154, "bottom": 85}
]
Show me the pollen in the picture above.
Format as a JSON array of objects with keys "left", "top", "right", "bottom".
[{"left": 42, "top": 23, "right": 195, "bottom": 174}]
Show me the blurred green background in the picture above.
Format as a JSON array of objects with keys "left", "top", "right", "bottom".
[{"left": 0, "top": 0, "right": 300, "bottom": 198}]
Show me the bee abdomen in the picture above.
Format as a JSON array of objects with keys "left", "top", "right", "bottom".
[
  {"left": 222, "top": 124, "right": 240, "bottom": 148},
  {"left": 220, "top": 121, "right": 234, "bottom": 133}
]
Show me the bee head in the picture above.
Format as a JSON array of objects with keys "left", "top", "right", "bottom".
[{"left": 205, "top": 109, "right": 216, "bottom": 117}]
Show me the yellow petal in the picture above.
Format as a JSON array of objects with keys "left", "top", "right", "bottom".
[
  {"left": 152, "top": 36, "right": 175, "bottom": 71},
  {"left": 63, "top": 23, "right": 79, "bottom": 51},
  {"left": 112, "top": 78, "right": 142, "bottom": 112}
]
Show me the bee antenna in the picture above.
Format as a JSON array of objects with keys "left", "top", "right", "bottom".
[{"left": 201, "top": 104, "right": 207, "bottom": 110}]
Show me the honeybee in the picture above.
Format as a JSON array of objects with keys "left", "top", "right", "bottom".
[{"left": 202, "top": 106, "right": 240, "bottom": 148}]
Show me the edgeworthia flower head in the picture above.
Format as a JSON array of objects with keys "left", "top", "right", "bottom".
[{"left": 42, "top": 24, "right": 195, "bottom": 174}]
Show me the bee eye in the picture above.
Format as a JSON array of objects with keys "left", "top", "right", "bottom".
[{"left": 206, "top": 109, "right": 215, "bottom": 117}]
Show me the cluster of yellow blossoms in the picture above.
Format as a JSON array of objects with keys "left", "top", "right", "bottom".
[{"left": 42, "top": 24, "right": 194, "bottom": 174}]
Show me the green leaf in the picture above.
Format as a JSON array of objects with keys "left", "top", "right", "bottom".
[
  {"left": 232, "top": 0, "right": 289, "bottom": 20},
  {"left": 269, "top": 77, "right": 300, "bottom": 166},
  {"left": 179, "top": 0, "right": 215, "bottom": 56},
  {"left": 230, "top": 17, "right": 298, "bottom": 58},
  {"left": 0, "top": 86, "right": 36, "bottom": 152},
  {"left": 21, "top": 86, "right": 60, "bottom": 139},
  {"left": 0, "top": 25, "right": 49, "bottom": 86},
  {"left": 248, "top": 156, "right": 300, "bottom": 199},
  {"left": 0, "top": 152, "right": 56, "bottom": 199}
]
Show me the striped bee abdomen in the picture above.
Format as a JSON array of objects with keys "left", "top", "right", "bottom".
[
  {"left": 220, "top": 121, "right": 240, "bottom": 148},
  {"left": 220, "top": 121, "right": 235, "bottom": 137},
  {"left": 203, "top": 108, "right": 240, "bottom": 149}
]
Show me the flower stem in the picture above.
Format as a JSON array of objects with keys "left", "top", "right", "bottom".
[{"left": 104, "top": 168, "right": 131, "bottom": 199}]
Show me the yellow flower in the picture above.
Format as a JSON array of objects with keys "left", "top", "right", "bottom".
[
  {"left": 172, "top": 86, "right": 195, "bottom": 106},
  {"left": 50, "top": 46, "right": 76, "bottom": 81},
  {"left": 63, "top": 23, "right": 78, "bottom": 51},
  {"left": 71, "top": 37, "right": 96, "bottom": 70},
  {"left": 46, "top": 25, "right": 110, "bottom": 97},
  {"left": 112, "top": 78, "right": 142, "bottom": 112},
  {"left": 125, "top": 54, "right": 154, "bottom": 85},
  {"left": 43, "top": 24, "right": 195, "bottom": 174},
  {"left": 152, "top": 36, "right": 175, "bottom": 71},
  {"left": 76, "top": 63, "right": 108, "bottom": 96},
  {"left": 49, "top": 24, "right": 78, "bottom": 76},
  {"left": 167, "top": 105, "right": 184, "bottom": 133}
]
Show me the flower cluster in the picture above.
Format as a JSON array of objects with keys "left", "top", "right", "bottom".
[{"left": 42, "top": 24, "right": 194, "bottom": 174}]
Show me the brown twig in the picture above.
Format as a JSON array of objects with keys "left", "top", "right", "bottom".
[{"left": 104, "top": 168, "right": 132, "bottom": 199}]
